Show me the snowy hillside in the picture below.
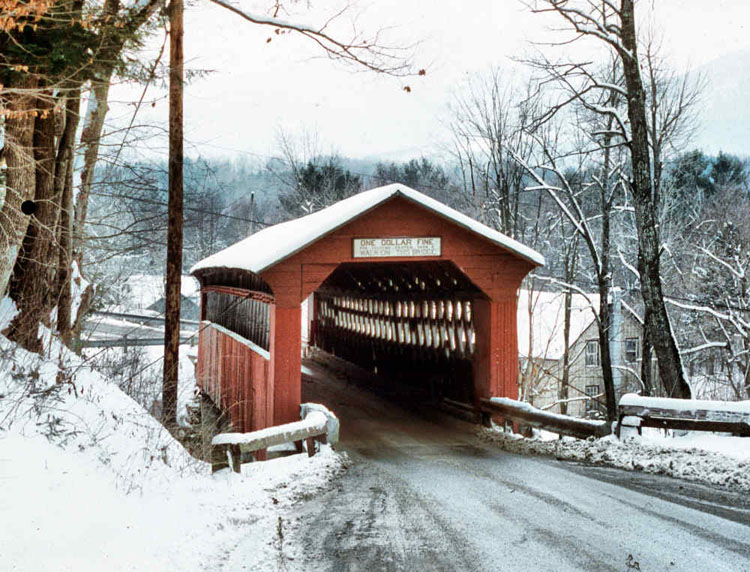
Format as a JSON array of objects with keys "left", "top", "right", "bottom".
[{"left": 0, "top": 299, "right": 344, "bottom": 572}]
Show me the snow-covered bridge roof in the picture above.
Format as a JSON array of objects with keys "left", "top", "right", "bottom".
[{"left": 191, "top": 183, "right": 545, "bottom": 276}]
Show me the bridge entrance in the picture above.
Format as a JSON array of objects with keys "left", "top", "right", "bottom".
[
  {"left": 192, "top": 184, "right": 543, "bottom": 434},
  {"left": 311, "top": 260, "right": 483, "bottom": 409}
]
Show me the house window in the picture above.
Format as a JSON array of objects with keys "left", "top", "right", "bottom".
[
  {"left": 585, "top": 385, "right": 600, "bottom": 412},
  {"left": 585, "top": 340, "right": 599, "bottom": 367},
  {"left": 625, "top": 337, "right": 639, "bottom": 363}
]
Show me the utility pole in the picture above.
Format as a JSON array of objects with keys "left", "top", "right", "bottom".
[
  {"left": 250, "top": 191, "right": 255, "bottom": 234},
  {"left": 163, "top": 0, "right": 183, "bottom": 429}
]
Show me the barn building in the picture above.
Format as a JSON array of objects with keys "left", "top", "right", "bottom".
[{"left": 191, "top": 184, "right": 544, "bottom": 433}]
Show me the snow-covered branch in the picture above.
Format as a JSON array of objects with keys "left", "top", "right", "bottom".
[
  {"left": 698, "top": 247, "right": 745, "bottom": 281},
  {"left": 680, "top": 342, "right": 729, "bottom": 355}
]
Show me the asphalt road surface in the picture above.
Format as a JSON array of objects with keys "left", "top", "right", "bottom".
[{"left": 272, "top": 360, "right": 750, "bottom": 572}]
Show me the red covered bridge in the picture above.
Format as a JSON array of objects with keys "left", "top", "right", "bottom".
[{"left": 191, "top": 184, "right": 543, "bottom": 433}]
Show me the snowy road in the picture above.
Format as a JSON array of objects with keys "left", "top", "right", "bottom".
[{"left": 242, "top": 362, "right": 750, "bottom": 571}]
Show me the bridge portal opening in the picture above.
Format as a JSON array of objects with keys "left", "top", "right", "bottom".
[{"left": 308, "top": 261, "right": 485, "bottom": 409}]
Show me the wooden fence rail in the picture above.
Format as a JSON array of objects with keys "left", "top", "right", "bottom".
[
  {"left": 480, "top": 397, "right": 610, "bottom": 439},
  {"left": 617, "top": 394, "right": 750, "bottom": 438},
  {"left": 211, "top": 404, "right": 337, "bottom": 473}
]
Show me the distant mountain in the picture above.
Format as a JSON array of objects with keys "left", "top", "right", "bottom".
[{"left": 694, "top": 49, "right": 750, "bottom": 156}]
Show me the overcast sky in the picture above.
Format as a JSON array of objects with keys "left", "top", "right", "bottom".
[{"left": 109, "top": 0, "right": 750, "bottom": 163}]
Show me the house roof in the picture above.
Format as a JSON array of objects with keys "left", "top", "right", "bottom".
[
  {"left": 119, "top": 274, "right": 200, "bottom": 311},
  {"left": 517, "top": 289, "right": 600, "bottom": 360},
  {"left": 190, "top": 184, "right": 545, "bottom": 276}
]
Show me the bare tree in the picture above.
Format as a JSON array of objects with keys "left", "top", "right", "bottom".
[
  {"left": 527, "top": 0, "right": 692, "bottom": 399},
  {"left": 1, "top": 0, "right": 164, "bottom": 352},
  {"left": 667, "top": 186, "right": 750, "bottom": 400},
  {"left": 447, "top": 69, "right": 537, "bottom": 240},
  {"left": 511, "top": 115, "right": 626, "bottom": 421},
  {"left": 271, "top": 130, "right": 362, "bottom": 217}
]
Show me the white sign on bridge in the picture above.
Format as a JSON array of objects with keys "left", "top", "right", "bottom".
[{"left": 353, "top": 237, "right": 442, "bottom": 258}]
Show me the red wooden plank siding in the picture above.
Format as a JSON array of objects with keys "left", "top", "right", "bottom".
[{"left": 195, "top": 322, "right": 272, "bottom": 432}]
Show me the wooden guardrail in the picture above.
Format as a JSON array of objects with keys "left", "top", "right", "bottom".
[
  {"left": 211, "top": 404, "right": 338, "bottom": 473},
  {"left": 91, "top": 310, "right": 201, "bottom": 326},
  {"left": 480, "top": 397, "right": 610, "bottom": 439},
  {"left": 617, "top": 394, "right": 750, "bottom": 438}
]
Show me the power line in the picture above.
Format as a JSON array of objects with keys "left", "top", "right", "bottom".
[{"left": 89, "top": 190, "right": 272, "bottom": 228}]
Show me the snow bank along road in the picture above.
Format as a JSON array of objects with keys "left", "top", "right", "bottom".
[{"left": 255, "top": 363, "right": 750, "bottom": 572}]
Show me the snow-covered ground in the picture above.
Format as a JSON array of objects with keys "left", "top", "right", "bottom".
[
  {"left": 80, "top": 343, "right": 198, "bottom": 426},
  {"left": 480, "top": 426, "right": 750, "bottom": 492},
  {"left": 0, "top": 299, "right": 344, "bottom": 572}
]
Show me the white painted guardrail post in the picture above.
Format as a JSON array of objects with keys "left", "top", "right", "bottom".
[
  {"left": 616, "top": 393, "right": 750, "bottom": 438},
  {"left": 210, "top": 403, "right": 338, "bottom": 473}
]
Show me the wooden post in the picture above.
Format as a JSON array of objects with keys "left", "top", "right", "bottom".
[
  {"left": 269, "top": 304, "right": 302, "bottom": 424},
  {"left": 162, "top": 0, "right": 184, "bottom": 429},
  {"left": 230, "top": 444, "right": 242, "bottom": 473},
  {"left": 473, "top": 295, "right": 519, "bottom": 403},
  {"left": 211, "top": 444, "right": 229, "bottom": 473},
  {"left": 473, "top": 297, "right": 492, "bottom": 404}
]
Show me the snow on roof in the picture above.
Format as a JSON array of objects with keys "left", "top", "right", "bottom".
[
  {"left": 517, "top": 289, "right": 600, "bottom": 360},
  {"left": 191, "top": 184, "right": 545, "bottom": 276}
]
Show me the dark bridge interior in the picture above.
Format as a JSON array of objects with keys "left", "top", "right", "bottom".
[{"left": 310, "top": 261, "right": 485, "bottom": 408}]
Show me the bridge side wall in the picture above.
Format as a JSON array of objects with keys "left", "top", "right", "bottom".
[{"left": 196, "top": 322, "right": 272, "bottom": 432}]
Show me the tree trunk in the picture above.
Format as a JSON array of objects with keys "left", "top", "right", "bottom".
[
  {"left": 640, "top": 310, "right": 653, "bottom": 396},
  {"left": 559, "top": 288, "right": 572, "bottom": 416},
  {"left": 0, "top": 75, "right": 38, "bottom": 298},
  {"left": 597, "top": 280, "right": 617, "bottom": 421},
  {"left": 72, "top": 80, "right": 112, "bottom": 265},
  {"left": 56, "top": 90, "right": 82, "bottom": 347},
  {"left": 5, "top": 92, "right": 58, "bottom": 351},
  {"left": 620, "top": 0, "right": 691, "bottom": 399},
  {"left": 162, "top": 0, "right": 184, "bottom": 429},
  {"left": 559, "top": 229, "right": 578, "bottom": 416}
]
